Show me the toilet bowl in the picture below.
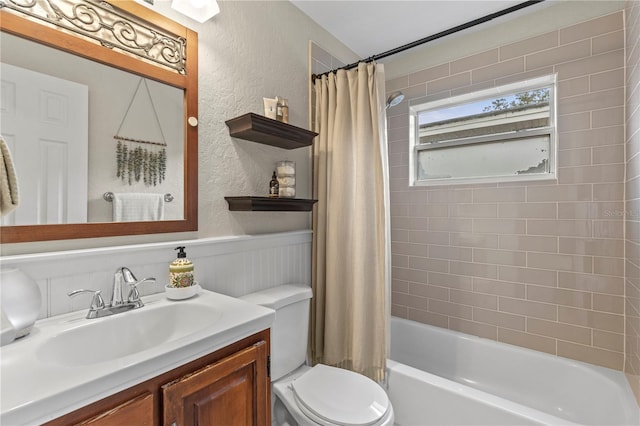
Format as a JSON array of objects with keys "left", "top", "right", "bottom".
[{"left": 240, "top": 284, "right": 394, "bottom": 426}]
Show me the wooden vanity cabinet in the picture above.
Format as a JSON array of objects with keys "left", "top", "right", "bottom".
[{"left": 45, "top": 330, "right": 270, "bottom": 426}]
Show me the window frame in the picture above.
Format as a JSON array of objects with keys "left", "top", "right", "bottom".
[{"left": 409, "top": 74, "right": 558, "bottom": 186}]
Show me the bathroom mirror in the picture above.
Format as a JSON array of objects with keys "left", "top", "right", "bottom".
[{"left": 0, "top": 0, "right": 198, "bottom": 243}]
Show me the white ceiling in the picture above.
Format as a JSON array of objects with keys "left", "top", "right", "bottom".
[{"left": 290, "top": 1, "right": 551, "bottom": 60}]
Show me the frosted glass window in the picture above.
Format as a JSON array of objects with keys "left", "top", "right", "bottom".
[{"left": 409, "top": 75, "right": 557, "bottom": 186}]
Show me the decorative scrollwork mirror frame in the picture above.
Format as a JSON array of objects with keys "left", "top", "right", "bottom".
[{"left": 0, "top": 0, "right": 198, "bottom": 243}]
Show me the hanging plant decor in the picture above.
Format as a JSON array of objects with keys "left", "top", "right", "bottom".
[{"left": 113, "top": 78, "right": 169, "bottom": 187}]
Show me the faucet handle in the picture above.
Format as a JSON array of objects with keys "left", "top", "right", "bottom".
[
  {"left": 68, "top": 289, "right": 105, "bottom": 311},
  {"left": 126, "top": 277, "right": 155, "bottom": 307}
]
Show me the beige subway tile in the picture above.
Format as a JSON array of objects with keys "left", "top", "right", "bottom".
[
  {"left": 451, "top": 49, "right": 498, "bottom": 74},
  {"left": 555, "top": 49, "right": 624, "bottom": 81},
  {"left": 428, "top": 188, "right": 474, "bottom": 203},
  {"left": 593, "top": 107, "right": 624, "bottom": 128},
  {"left": 450, "top": 289, "right": 497, "bottom": 310},
  {"left": 407, "top": 308, "right": 448, "bottom": 329},
  {"left": 393, "top": 291, "right": 427, "bottom": 310},
  {"left": 450, "top": 80, "right": 496, "bottom": 97},
  {"left": 593, "top": 293, "right": 624, "bottom": 314},
  {"left": 473, "top": 187, "right": 525, "bottom": 203},
  {"left": 392, "top": 254, "right": 409, "bottom": 268},
  {"left": 449, "top": 318, "right": 497, "bottom": 340},
  {"left": 593, "top": 29, "right": 624, "bottom": 54},
  {"left": 388, "top": 113, "right": 409, "bottom": 130},
  {"left": 592, "top": 329, "right": 624, "bottom": 352},
  {"left": 450, "top": 261, "right": 498, "bottom": 279},
  {"left": 498, "top": 266, "right": 558, "bottom": 287},
  {"left": 429, "top": 299, "right": 473, "bottom": 320},
  {"left": 472, "top": 57, "right": 524, "bottom": 84},
  {"left": 499, "top": 202, "right": 557, "bottom": 219},
  {"left": 558, "top": 164, "right": 624, "bottom": 184},
  {"left": 408, "top": 256, "right": 449, "bottom": 273},
  {"left": 558, "top": 76, "right": 590, "bottom": 99},
  {"left": 392, "top": 279, "right": 409, "bottom": 294},
  {"left": 559, "top": 126, "right": 625, "bottom": 150},
  {"left": 558, "top": 87, "right": 624, "bottom": 115},
  {"left": 473, "top": 278, "right": 526, "bottom": 298},
  {"left": 526, "top": 40, "right": 590, "bottom": 71},
  {"left": 499, "top": 296, "right": 557, "bottom": 321},
  {"left": 590, "top": 68, "right": 625, "bottom": 92},
  {"left": 527, "top": 184, "right": 592, "bottom": 202},
  {"left": 558, "top": 201, "right": 624, "bottom": 219},
  {"left": 627, "top": 159, "right": 640, "bottom": 184},
  {"left": 594, "top": 183, "right": 624, "bottom": 201},
  {"left": 592, "top": 144, "right": 624, "bottom": 165},
  {"left": 409, "top": 283, "right": 449, "bottom": 301},
  {"left": 500, "top": 31, "right": 558, "bottom": 61},
  {"left": 593, "top": 256, "right": 624, "bottom": 277},
  {"left": 427, "top": 72, "right": 471, "bottom": 95},
  {"left": 429, "top": 218, "right": 473, "bottom": 233},
  {"left": 498, "top": 328, "right": 557, "bottom": 355},
  {"left": 528, "top": 252, "right": 592, "bottom": 273},
  {"left": 558, "top": 111, "right": 591, "bottom": 133},
  {"left": 559, "top": 148, "right": 591, "bottom": 167},
  {"left": 402, "top": 83, "right": 427, "bottom": 100},
  {"left": 392, "top": 267, "right": 427, "bottom": 284},
  {"left": 409, "top": 230, "right": 449, "bottom": 245},
  {"left": 558, "top": 237, "right": 623, "bottom": 257},
  {"left": 406, "top": 204, "right": 448, "bottom": 218},
  {"left": 527, "top": 219, "right": 591, "bottom": 237},
  {"left": 428, "top": 245, "right": 472, "bottom": 262},
  {"left": 474, "top": 218, "right": 526, "bottom": 234},
  {"left": 559, "top": 12, "right": 623, "bottom": 45},
  {"left": 557, "top": 340, "right": 623, "bottom": 370},
  {"left": 495, "top": 67, "right": 556, "bottom": 87},
  {"left": 428, "top": 272, "right": 473, "bottom": 291},
  {"left": 593, "top": 220, "right": 623, "bottom": 238},
  {"left": 409, "top": 63, "right": 449, "bottom": 86},
  {"left": 392, "top": 242, "right": 428, "bottom": 257},
  {"left": 499, "top": 235, "right": 558, "bottom": 253},
  {"left": 527, "top": 284, "right": 591, "bottom": 309},
  {"left": 474, "top": 248, "right": 526, "bottom": 267},
  {"left": 558, "top": 271, "right": 624, "bottom": 295},
  {"left": 406, "top": 217, "right": 429, "bottom": 230},
  {"left": 386, "top": 76, "right": 408, "bottom": 92},
  {"left": 391, "top": 229, "right": 408, "bottom": 243},
  {"left": 450, "top": 232, "right": 499, "bottom": 249},
  {"left": 391, "top": 303, "right": 408, "bottom": 318},
  {"left": 450, "top": 203, "right": 497, "bottom": 218},
  {"left": 558, "top": 306, "right": 624, "bottom": 333},
  {"left": 474, "top": 307, "right": 525, "bottom": 331},
  {"left": 527, "top": 318, "right": 591, "bottom": 345}
]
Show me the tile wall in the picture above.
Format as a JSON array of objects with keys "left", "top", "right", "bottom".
[
  {"left": 626, "top": 0, "right": 640, "bottom": 404},
  {"left": 387, "top": 12, "right": 626, "bottom": 370}
]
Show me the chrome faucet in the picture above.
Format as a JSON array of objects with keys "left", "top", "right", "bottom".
[{"left": 68, "top": 267, "right": 156, "bottom": 319}]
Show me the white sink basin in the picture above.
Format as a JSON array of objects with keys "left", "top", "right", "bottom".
[
  {"left": 37, "top": 302, "right": 221, "bottom": 366},
  {"left": 1, "top": 289, "right": 274, "bottom": 426}
]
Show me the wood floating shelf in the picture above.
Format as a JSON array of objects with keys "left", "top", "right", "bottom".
[
  {"left": 225, "top": 113, "right": 318, "bottom": 149},
  {"left": 225, "top": 196, "right": 317, "bottom": 212}
]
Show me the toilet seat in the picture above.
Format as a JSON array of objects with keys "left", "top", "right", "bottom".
[{"left": 290, "top": 364, "right": 391, "bottom": 426}]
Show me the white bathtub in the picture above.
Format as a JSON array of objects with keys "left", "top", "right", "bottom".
[{"left": 388, "top": 317, "right": 640, "bottom": 426}]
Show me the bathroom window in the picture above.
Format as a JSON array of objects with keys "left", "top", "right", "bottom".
[{"left": 409, "top": 75, "right": 557, "bottom": 186}]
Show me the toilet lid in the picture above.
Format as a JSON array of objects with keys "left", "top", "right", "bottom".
[{"left": 291, "top": 364, "right": 390, "bottom": 426}]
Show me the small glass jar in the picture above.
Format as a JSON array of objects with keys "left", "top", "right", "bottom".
[{"left": 276, "top": 161, "right": 295, "bottom": 198}]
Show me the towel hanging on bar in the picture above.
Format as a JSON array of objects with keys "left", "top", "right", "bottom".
[
  {"left": 0, "top": 136, "right": 19, "bottom": 217},
  {"left": 112, "top": 193, "right": 165, "bottom": 222}
]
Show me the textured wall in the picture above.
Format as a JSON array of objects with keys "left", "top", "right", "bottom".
[
  {"left": 386, "top": 10, "right": 626, "bottom": 370},
  {"left": 1, "top": 0, "right": 358, "bottom": 255},
  {"left": 625, "top": 0, "right": 640, "bottom": 404}
]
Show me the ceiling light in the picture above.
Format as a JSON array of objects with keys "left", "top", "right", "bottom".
[{"left": 171, "top": 0, "right": 219, "bottom": 23}]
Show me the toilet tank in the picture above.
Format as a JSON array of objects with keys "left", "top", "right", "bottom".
[{"left": 240, "top": 284, "right": 312, "bottom": 381}]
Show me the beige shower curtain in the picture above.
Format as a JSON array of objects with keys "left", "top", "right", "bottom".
[{"left": 310, "top": 62, "right": 390, "bottom": 382}]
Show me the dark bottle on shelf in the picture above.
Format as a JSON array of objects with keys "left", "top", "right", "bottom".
[{"left": 269, "top": 171, "right": 279, "bottom": 197}]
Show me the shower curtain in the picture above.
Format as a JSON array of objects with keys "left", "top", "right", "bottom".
[{"left": 310, "top": 62, "right": 390, "bottom": 382}]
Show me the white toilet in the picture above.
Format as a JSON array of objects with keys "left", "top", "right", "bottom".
[{"left": 241, "top": 284, "right": 394, "bottom": 426}]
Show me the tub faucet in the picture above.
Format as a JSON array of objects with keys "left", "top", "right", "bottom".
[{"left": 112, "top": 267, "right": 156, "bottom": 308}]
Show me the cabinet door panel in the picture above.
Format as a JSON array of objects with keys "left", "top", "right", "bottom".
[
  {"left": 163, "top": 340, "right": 269, "bottom": 426},
  {"left": 79, "top": 392, "right": 153, "bottom": 426}
]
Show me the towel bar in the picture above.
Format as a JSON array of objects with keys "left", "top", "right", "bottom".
[{"left": 103, "top": 192, "right": 173, "bottom": 203}]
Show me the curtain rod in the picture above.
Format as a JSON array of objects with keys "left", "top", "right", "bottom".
[{"left": 311, "top": 0, "right": 544, "bottom": 83}]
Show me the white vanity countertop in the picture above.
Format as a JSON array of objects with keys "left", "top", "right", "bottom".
[{"left": 0, "top": 289, "right": 274, "bottom": 425}]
